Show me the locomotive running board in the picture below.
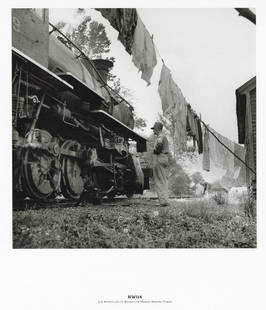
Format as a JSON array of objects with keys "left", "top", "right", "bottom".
[
  {"left": 89, "top": 110, "right": 147, "bottom": 152},
  {"left": 12, "top": 47, "right": 73, "bottom": 91},
  {"left": 57, "top": 72, "right": 105, "bottom": 103}
]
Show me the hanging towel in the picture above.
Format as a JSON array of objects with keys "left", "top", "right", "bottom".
[
  {"left": 96, "top": 8, "right": 138, "bottom": 54},
  {"left": 132, "top": 16, "right": 157, "bottom": 85},
  {"left": 202, "top": 127, "right": 210, "bottom": 171}
]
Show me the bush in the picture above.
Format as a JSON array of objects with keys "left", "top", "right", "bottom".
[
  {"left": 244, "top": 196, "right": 256, "bottom": 219},
  {"left": 212, "top": 192, "right": 227, "bottom": 205}
]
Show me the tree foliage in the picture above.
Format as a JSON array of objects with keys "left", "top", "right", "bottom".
[
  {"left": 191, "top": 172, "right": 205, "bottom": 184},
  {"left": 134, "top": 116, "right": 147, "bottom": 131},
  {"left": 168, "top": 156, "right": 192, "bottom": 195}
]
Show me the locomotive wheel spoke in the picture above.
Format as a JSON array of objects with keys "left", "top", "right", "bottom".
[
  {"left": 21, "top": 148, "right": 60, "bottom": 200},
  {"left": 60, "top": 140, "right": 84, "bottom": 200}
]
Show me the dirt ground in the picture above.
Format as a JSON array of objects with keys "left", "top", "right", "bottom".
[{"left": 13, "top": 196, "right": 256, "bottom": 248}]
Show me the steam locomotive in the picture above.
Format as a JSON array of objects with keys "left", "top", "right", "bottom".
[{"left": 12, "top": 9, "right": 150, "bottom": 204}]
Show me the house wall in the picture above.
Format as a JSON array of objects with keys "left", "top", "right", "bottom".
[
  {"left": 245, "top": 87, "right": 256, "bottom": 198},
  {"left": 250, "top": 88, "right": 256, "bottom": 198}
]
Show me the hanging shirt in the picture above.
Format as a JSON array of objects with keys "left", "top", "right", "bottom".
[
  {"left": 132, "top": 16, "right": 157, "bottom": 85},
  {"left": 202, "top": 127, "right": 210, "bottom": 171},
  {"left": 96, "top": 8, "right": 138, "bottom": 54}
]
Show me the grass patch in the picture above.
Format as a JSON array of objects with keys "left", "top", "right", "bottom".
[{"left": 13, "top": 198, "right": 256, "bottom": 248}]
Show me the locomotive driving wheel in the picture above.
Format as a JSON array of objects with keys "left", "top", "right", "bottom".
[
  {"left": 60, "top": 140, "right": 84, "bottom": 200},
  {"left": 21, "top": 148, "right": 61, "bottom": 200}
]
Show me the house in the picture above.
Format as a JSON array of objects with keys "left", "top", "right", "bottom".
[{"left": 236, "top": 76, "right": 256, "bottom": 198}]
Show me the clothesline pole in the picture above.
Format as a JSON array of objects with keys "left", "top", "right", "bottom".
[{"left": 199, "top": 118, "right": 256, "bottom": 176}]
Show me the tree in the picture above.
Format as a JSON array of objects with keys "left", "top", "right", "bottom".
[
  {"left": 55, "top": 16, "right": 115, "bottom": 80},
  {"left": 134, "top": 116, "right": 147, "bottom": 131},
  {"left": 65, "top": 17, "right": 111, "bottom": 58}
]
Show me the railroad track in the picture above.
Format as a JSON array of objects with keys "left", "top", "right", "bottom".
[{"left": 13, "top": 195, "right": 194, "bottom": 211}]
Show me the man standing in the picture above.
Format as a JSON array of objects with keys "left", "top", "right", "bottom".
[{"left": 151, "top": 121, "right": 170, "bottom": 206}]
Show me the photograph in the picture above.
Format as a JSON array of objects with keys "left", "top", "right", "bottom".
[
  {"left": 12, "top": 7, "right": 256, "bottom": 249},
  {"left": 1, "top": 2, "right": 265, "bottom": 309}
]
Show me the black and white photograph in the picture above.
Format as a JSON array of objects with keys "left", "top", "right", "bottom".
[
  {"left": 1, "top": 1, "right": 265, "bottom": 309},
  {"left": 12, "top": 7, "right": 256, "bottom": 249}
]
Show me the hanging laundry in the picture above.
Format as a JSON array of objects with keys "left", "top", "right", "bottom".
[
  {"left": 174, "top": 90, "right": 188, "bottom": 151},
  {"left": 158, "top": 64, "right": 178, "bottom": 115},
  {"left": 186, "top": 104, "right": 203, "bottom": 154},
  {"left": 187, "top": 104, "right": 198, "bottom": 137},
  {"left": 158, "top": 64, "right": 187, "bottom": 150},
  {"left": 195, "top": 118, "right": 203, "bottom": 154},
  {"left": 233, "top": 143, "right": 246, "bottom": 186},
  {"left": 202, "top": 127, "right": 210, "bottom": 171},
  {"left": 173, "top": 116, "right": 187, "bottom": 151},
  {"left": 233, "top": 142, "right": 246, "bottom": 169},
  {"left": 208, "top": 128, "right": 234, "bottom": 171},
  {"left": 221, "top": 137, "right": 234, "bottom": 171},
  {"left": 96, "top": 8, "right": 138, "bottom": 54},
  {"left": 132, "top": 16, "right": 157, "bottom": 85}
]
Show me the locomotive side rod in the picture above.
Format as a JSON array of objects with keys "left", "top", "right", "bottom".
[{"left": 29, "top": 93, "right": 45, "bottom": 132}]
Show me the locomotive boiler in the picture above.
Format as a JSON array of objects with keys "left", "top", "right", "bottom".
[{"left": 12, "top": 8, "right": 150, "bottom": 204}]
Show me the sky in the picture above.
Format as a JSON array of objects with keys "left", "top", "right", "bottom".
[{"left": 50, "top": 8, "right": 256, "bottom": 143}]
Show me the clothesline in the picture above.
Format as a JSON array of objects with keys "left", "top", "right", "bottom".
[
  {"left": 142, "top": 14, "right": 255, "bottom": 176},
  {"left": 198, "top": 117, "right": 256, "bottom": 176}
]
